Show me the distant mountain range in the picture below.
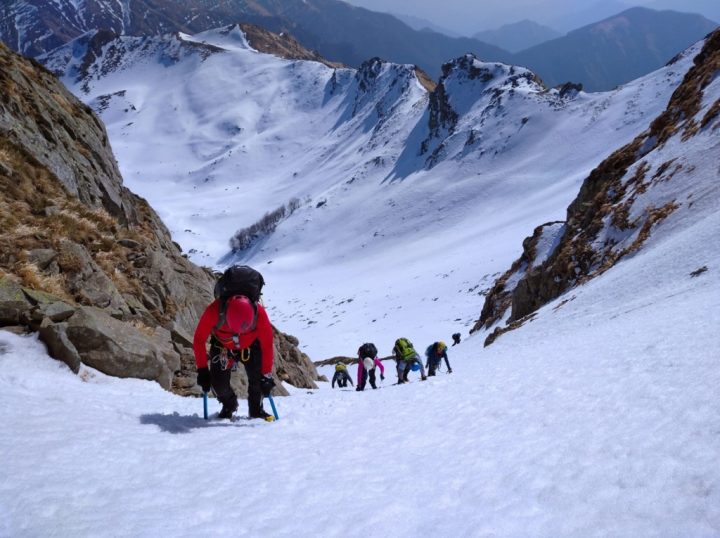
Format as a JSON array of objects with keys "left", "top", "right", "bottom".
[
  {"left": 649, "top": 0, "right": 720, "bottom": 23},
  {"left": 544, "top": 0, "right": 631, "bottom": 33},
  {"left": 0, "top": 0, "right": 717, "bottom": 91},
  {"left": 515, "top": 7, "right": 718, "bottom": 91},
  {"left": 473, "top": 20, "right": 562, "bottom": 53},
  {"left": 390, "top": 12, "right": 462, "bottom": 37},
  {"left": 0, "top": 0, "right": 511, "bottom": 79}
]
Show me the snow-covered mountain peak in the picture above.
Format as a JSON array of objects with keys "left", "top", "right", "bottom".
[
  {"left": 418, "top": 55, "right": 554, "bottom": 168},
  {"left": 441, "top": 54, "right": 545, "bottom": 95},
  {"left": 41, "top": 30, "right": 223, "bottom": 91}
]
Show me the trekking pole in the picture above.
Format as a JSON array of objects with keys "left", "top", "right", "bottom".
[
  {"left": 203, "top": 391, "right": 209, "bottom": 420},
  {"left": 267, "top": 394, "right": 279, "bottom": 420}
]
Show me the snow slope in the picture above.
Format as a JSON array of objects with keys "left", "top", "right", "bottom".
[
  {"left": 1, "top": 204, "right": 718, "bottom": 535},
  {"left": 4, "top": 26, "right": 719, "bottom": 538},
  {"left": 43, "top": 26, "right": 703, "bottom": 359}
]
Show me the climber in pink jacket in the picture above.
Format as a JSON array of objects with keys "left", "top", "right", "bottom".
[{"left": 356, "top": 342, "right": 385, "bottom": 391}]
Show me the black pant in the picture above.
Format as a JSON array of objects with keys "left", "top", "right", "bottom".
[
  {"left": 209, "top": 339, "right": 265, "bottom": 416},
  {"left": 358, "top": 366, "right": 376, "bottom": 390}
]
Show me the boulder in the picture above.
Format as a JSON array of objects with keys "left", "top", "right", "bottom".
[
  {"left": 41, "top": 301, "right": 77, "bottom": 322},
  {"left": 0, "top": 277, "right": 32, "bottom": 324},
  {"left": 23, "top": 289, "right": 77, "bottom": 322},
  {"left": 26, "top": 248, "right": 58, "bottom": 271},
  {"left": 274, "top": 329, "right": 319, "bottom": 390},
  {"left": 38, "top": 320, "right": 82, "bottom": 373},
  {"left": 58, "top": 240, "right": 129, "bottom": 315},
  {"left": 148, "top": 325, "right": 181, "bottom": 373},
  {"left": 65, "top": 306, "right": 173, "bottom": 389}
]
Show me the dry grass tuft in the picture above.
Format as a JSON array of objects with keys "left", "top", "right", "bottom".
[
  {"left": 56, "top": 251, "right": 84, "bottom": 273},
  {"left": 16, "top": 262, "right": 71, "bottom": 300}
]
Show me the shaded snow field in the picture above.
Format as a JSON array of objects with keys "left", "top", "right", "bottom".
[{"left": 1, "top": 200, "right": 718, "bottom": 537}]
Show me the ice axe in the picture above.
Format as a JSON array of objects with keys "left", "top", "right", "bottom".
[
  {"left": 267, "top": 394, "right": 279, "bottom": 420},
  {"left": 203, "top": 391, "right": 209, "bottom": 420}
]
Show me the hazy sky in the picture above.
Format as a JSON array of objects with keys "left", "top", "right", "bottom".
[{"left": 342, "top": 0, "right": 708, "bottom": 35}]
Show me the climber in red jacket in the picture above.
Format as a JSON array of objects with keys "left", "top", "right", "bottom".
[{"left": 193, "top": 295, "right": 275, "bottom": 421}]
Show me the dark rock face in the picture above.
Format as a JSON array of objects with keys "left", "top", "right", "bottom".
[
  {"left": 0, "top": 46, "right": 132, "bottom": 222},
  {"left": 0, "top": 41, "right": 320, "bottom": 395},
  {"left": 471, "top": 222, "right": 564, "bottom": 335}
]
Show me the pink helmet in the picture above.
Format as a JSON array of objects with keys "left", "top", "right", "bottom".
[{"left": 224, "top": 296, "right": 256, "bottom": 333}]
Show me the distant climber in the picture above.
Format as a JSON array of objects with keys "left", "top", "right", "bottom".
[
  {"left": 452, "top": 333, "right": 461, "bottom": 346},
  {"left": 356, "top": 342, "right": 385, "bottom": 390},
  {"left": 193, "top": 265, "right": 276, "bottom": 421},
  {"left": 392, "top": 337, "right": 426, "bottom": 383},
  {"left": 425, "top": 341, "right": 452, "bottom": 376},
  {"left": 332, "top": 363, "right": 354, "bottom": 389}
]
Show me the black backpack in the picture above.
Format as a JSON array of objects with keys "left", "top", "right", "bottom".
[
  {"left": 213, "top": 265, "right": 265, "bottom": 339},
  {"left": 214, "top": 265, "right": 265, "bottom": 302},
  {"left": 358, "top": 342, "right": 378, "bottom": 359}
]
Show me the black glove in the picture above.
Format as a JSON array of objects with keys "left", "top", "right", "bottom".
[
  {"left": 197, "top": 367, "right": 211, "bottom": 392},
  {"left": 260, "top": 374, "right": 276, "bottom": 397}
]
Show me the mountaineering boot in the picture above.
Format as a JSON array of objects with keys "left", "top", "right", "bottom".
[
  {"left": 218, "top": 398, "right": 238, "bottom": 419},
  {"left": 421, "top": 375, "right": 427, "bottom": 381},
  {"left": 250, "top": 409, "right": 275, "bottom": 422}
]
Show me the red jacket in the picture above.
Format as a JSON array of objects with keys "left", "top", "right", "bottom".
[{"left": 193, "top": 300, "right": 274, "bottom": 375}]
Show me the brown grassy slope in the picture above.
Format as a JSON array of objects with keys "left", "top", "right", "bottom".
[{"left": 239, "top": 23, "right": 343, "bottom": 68}]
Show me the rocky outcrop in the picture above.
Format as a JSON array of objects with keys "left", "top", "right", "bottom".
[
  {"left": 421, "top": 54, "right": 546, "bottom": 167},
  {"left": 475, "top": 29, "right": 720, "bottom": 345},
  {"left": 0, "top": 41, "right": 320, "bottom": 395},
  {"left": 471, "top": 222, "right": 564, "bottom": 335},
  {"left": 348, "top": 58, "right": 421, "bottom": 123},
  {"left": 0, "top": 278, "right": 32, "bottom": 324}
]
